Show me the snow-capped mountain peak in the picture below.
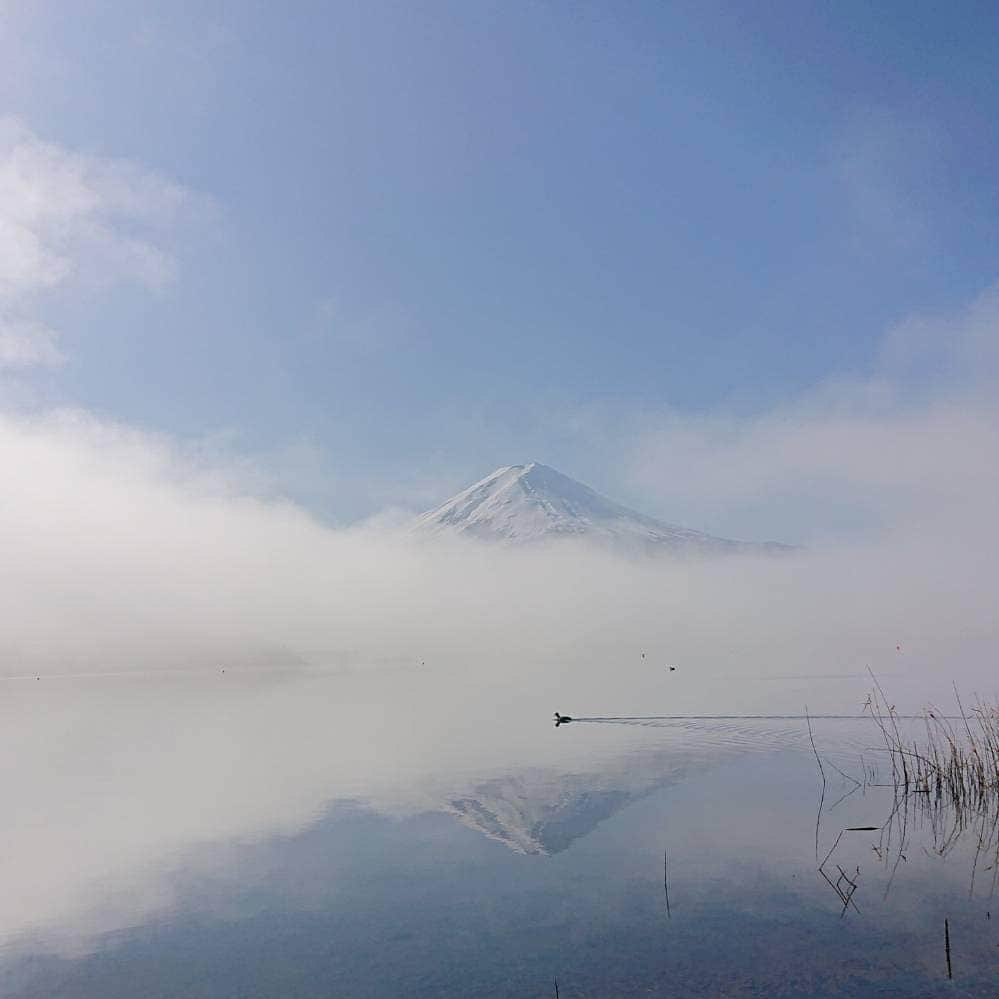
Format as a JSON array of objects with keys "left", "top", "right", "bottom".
[{"left": 411, "top": 463, "right": 792, "bottom": 555}]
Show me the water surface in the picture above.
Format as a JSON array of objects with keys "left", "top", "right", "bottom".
[{"left": 1, "top": 671, "right": 996, "bottom": 996}]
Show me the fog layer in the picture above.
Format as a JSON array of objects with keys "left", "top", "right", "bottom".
[{"left": 1, "top": 401, "right": 995, "bottom": 714}]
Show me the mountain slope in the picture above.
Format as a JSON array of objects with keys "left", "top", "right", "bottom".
[{"left": 411, "top": 462, "right": 792, "bottom": 555}]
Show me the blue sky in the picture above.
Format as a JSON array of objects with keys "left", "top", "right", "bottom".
[{"left": 2, "top": 1, "right": 999, "bottom": 533}]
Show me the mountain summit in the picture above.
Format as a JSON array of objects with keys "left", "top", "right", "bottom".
[{"left": 411, "top": 462, "right": 791, "bottom": 555}]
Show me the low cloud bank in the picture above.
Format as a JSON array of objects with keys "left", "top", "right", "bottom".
[{"left": 1, "top": 402, "right": 995, "bottom": 711}]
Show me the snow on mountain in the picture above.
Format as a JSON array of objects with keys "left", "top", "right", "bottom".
[{"left": 411, "top": 462, "right": 792, "bottom": 555}]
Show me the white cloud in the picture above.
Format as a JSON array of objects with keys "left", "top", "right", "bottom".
[
  {"left": 614, "top": 283, "right": 999, "bottom": 543},
  {"left": 0, "top": 390, "right": 995, "bottom": 691},
  {"left": 0, "top": 116, "right": 192, "bottom": 298},
  {"left": 0, "top": 116, "right": 201, "bottom": 366}
]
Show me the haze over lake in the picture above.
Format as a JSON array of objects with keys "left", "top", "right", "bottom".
[{"left": 3, "top": 667, "right": 998, "bottom": 996}]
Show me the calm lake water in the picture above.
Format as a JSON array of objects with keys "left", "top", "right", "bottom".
[{"left": 1, "top": 670, "right": 997, "bottom": 997}]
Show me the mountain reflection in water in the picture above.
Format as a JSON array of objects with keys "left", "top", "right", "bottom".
[{"left": 1, "top": 672, "right": 997, "bottom": 997}]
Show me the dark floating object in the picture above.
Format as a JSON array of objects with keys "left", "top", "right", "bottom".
[
  {"left": 668, "top": 665, "right": 677, "bottom": 672},
  {"left": 846, "top": 826, "right": 879, "bottom": 831},
  {"left": 553, "top": 712, "right": 573, "bottom": 726}
]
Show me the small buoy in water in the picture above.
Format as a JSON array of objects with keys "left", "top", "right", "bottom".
[
  {"left": 641, "top": 652, "right": 645, "bottom": 659},
  {"left": 667, "top": 665, "right": 677, "bottom": 672}
]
